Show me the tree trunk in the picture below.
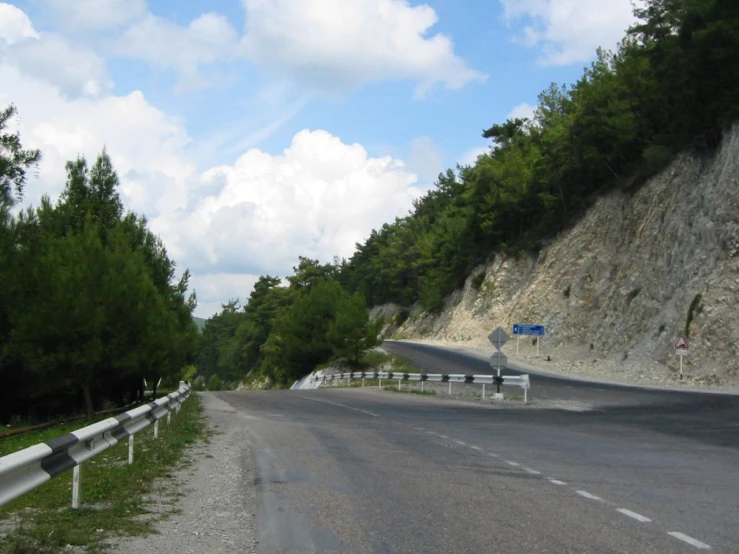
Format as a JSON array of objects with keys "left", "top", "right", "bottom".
[{"left": 82, "top": 383, "right": 94, "bottom": 420}]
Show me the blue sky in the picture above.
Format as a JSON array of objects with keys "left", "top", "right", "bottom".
[{"left": 0, "top": 0, "right": 637, "bottom": 316}]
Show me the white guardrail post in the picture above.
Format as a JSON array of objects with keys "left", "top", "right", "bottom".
[{"left": 0, "top": 381, "right": 191, "bottom": 509}]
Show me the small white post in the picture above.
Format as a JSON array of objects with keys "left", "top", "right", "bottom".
[
  {"left": 448, "top": 381, "right": 451, "bottom": 395},
  {"left": 536, "top": 337, "right": 539, "bottom": 357},
  {"left": 524, "top": 387, "right": 528, "bottom": 405},
  {"left": 516, "top": 337, "right": 520, "bottom": 355},
  {"left": 379, "top": 377, "right": 382, "bottom": 389},
  {"left": 482, "top": 384, "right": 486, "bottom": 400},
  {"left": 154, "top": 420, "right": 159, "bottom": 439},
  {"left": 167, "top": 411, "right": 171, "bottom": 425},
  {"left": 362, "top": 377, "right": 365, "bottom": 387},
  {"left": 680, "top": 356, "right": 683, "bottom": 380},
  {"left": 421, "top": 381, "right": 424, "bottom": 392},
  {"left": 72, "top": 465, "right": 80, "bottom": 509},
  {"left": 398, "top": 379, "right": 401, "bottom": 390},
  {"left": 128, "top": 435, "right": 134, "bottom": 465}
]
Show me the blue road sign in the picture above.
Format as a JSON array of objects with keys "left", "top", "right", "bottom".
[{"left": 513, "top": 324, "right": 545, "bottom": 336}]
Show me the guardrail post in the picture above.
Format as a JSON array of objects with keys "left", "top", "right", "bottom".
[
  {"left": 482, "top": 384, "right": 486, "bottom": 400},
  {"left": 398, "top": 379, "right": 401, "bottom": 390},
  {"left": 524, "top": 387, "right": 528, "bottom": 405},
  {"left": 72, "top": 465, "right": 80, "bottom": 509},
  {"left": 421, "top": 381, "right": 424, "bottom": 392},
  {"left": 128, "top": 435, "right": 134, "bottom": 465},
  {"left": 153, "top": 420, "right": 159, "bottom": 439},
  {"left": 167, "top": 411, "right": 171, "bottom": 425},
  {"left": 448, "top": 382, "right": 451, "bottom": 395},
  {"left": 362, "top": 377, "right": 365, "bottom": 388},
  {"left": 379, "top": 378, "right": 382, "bottom": 389}
]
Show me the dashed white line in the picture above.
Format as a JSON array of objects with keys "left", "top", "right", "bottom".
[
  {"left": 298, "top": 396, "right": 379, "bottom": 417},
  {"left": 454, "top": 440, "right": 466, "bottom": 446},
  {"left": 668, "top": 532, "right": 711, "bottom": 550},
  {"left": 488, "top": 453, "right": 499, "bottom": 458},
  {"left": 617, "top": 508, "right": 651, "bottom": 523},
  {"left": 549, "top": 479, "right": 567, "bottom": 485},
  {"left": 523, "top": 468, "right": 541, "bottom": 475},
  {"left": 504, "top": 460, "right": 520, "bottom": 467},
  {"left": 470, "top": 446, "right": 483, "bottom": 452},
  {"left": 576, "top": 490, "right": 603, "bottom": 501}
]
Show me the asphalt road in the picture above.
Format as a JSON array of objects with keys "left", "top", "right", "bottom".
[{"left": 216, "top": 343, "right": 739, "bottom": 553}]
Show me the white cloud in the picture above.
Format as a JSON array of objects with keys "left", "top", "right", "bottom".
[
  {"left": 189, "top": 273, "right": 260, "bottom": 319},
  {"left": 507, "top": 102, "right": 536, "bottom": 121},
  {"left": 406, "top": 136, "right": 444, "bottom": 183},
  {"left": 0, "top": 3, "right": 111, "bottom": 99},
  {"left": 116, "top": 12, "right": 239, "bottom": 92},
  {"left": 460, "top": 146, "right": 489, "bottom": 166},
  {"left": 33, "top": 0, "right": 148, "bottom": 30},
  {"left": 500, "top": 0, "right": 637, "bottom": 65},
  {"left": 156, "top": 129, "right": 424, "bottom": 281},
  {"left": 0, "top": 4, "right": 38, "bottom": 44},
  {"left": 240, "top": 0, "right": 486, "bottom": 98}
]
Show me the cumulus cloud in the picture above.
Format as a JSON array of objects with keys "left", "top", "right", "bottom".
[
  {"left": 507, "top": 102, "right": 536, "bottom": 121},
  {"left": 116, "top": 12, "right": 239, "bottom": 92},
  {"left": 240, "top": 0, "right": 486, "bottom": 98},
  {"left": 32, "top": 0, "right": 148, "bottom": 30},
  {"left": 157, "top": 129, "right": 424, "bottom": 279},
  {"left": 460, "top": 146, "right": 489, "bottom": 166},
  {"left": 0, "top": 4, "right": 112, "bottom": 99},
  {"left": 0, "top": 3, "right": 38, "bottom": 43},
  {"left": 500, "top": 0, "right": 637, "bottom": 65}
]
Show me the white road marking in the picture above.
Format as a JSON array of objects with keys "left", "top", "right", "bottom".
[
  {"left": 470, "top": 446, "right": 483, "bottom": 451},
  {"left": 667, "top": 532, "right": 711, "bottom": 550},
  {"left": 298, "top": 396, "right": 379, "bottom": 417},
  {"left": 504, "top": 460, "right": 520, "bottom": 467},
  {"left": 488, "top": 453, "right": 499, "bottom": 458},
  {"left": 438, "top": 434, "right": 449, "bottom": 439},
  {"left": 523, "top": 468, "right": 541, "bottom": 475},
  {"left": 617, "top": 509, "right": 651, "bottom": 523},
  {"left": 549, "top": 479, "right": 567, "bottom": 485},
  {"left": 453, "top": 440, "right": 466, "bottom": 446},
  {"left": 576, "top": 490, "right": 603, "bottom": 501}
]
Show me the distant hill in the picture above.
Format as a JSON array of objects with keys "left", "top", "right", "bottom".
[{"left": 192, "top": 316, "right": 207, "bottom": 332}]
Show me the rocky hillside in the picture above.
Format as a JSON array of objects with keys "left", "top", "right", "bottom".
[{"left": 375, "top": 125, "right": 739, "bottom": 389}]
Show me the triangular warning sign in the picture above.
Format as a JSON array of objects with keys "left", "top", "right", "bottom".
[{"left": 675, "top": 336, "right": 688, "bottom": 349}]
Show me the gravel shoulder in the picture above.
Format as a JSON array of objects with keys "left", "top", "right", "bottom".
[{"left": 108, "top": 393, "right": 257, "bottom": 554}]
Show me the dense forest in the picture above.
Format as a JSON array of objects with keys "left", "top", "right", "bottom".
[
  {"left": 0, "top": 106, "right": 199, "bottom": 421},
  {"left": 197, "top": 0, "right": 739, "bottom": 388}
]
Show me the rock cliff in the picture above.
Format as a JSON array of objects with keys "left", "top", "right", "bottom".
[{"left": 376, "top": 125, "right": 739, "bottom": 388}]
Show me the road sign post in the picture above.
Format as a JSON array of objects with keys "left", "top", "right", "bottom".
[
  {"left": 488, "top": 327, "right": 509, "bottom": 378},
  {"left": 512, "top": 324, "right": 545, "bottom": 357},
  {"left": 675, "top": 335, "right": 688, "bottom": 380}
]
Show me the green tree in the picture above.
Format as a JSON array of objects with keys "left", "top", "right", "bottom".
[{"left": 328, "top": 292, "right": 379, "bottom": 364}]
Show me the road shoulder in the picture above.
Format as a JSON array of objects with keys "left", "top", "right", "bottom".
[{"left": 108, "top": 393, "right": 257, "bottom": 554}]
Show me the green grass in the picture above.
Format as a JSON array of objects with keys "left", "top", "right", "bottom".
[{"left": 0, "top": 395, "right": 208, "bottom": 554}]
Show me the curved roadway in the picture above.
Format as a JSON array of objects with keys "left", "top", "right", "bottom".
[{"left": 213, "top": 341, "right": 739, "bottom": 553}]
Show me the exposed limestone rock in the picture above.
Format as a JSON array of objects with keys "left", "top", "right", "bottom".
[{"left": 384, "top": 125, "right": 739, "bottom": 389}]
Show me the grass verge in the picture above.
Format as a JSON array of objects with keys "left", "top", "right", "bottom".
[{"left": 0, "top": 394, "right": 207, "bottom": 554}]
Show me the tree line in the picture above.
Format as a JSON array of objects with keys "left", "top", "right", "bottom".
[
  {"left": 196, "top": 257, "right": 380, "bottom": 389},
  {"left": 198, "top": 0, "right": 739, "bottom": 387},
  {"left": 339, "top": 0, "right": 739, "bottom": 312},
  {"left": 0, "top": 106, "right": 199, "bottom": 421}
]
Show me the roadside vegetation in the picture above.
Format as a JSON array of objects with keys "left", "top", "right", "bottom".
[
  {"left": 195, "top": 0, "right": 739, "bottom": 389},
  {"left": 0, "top": 107, "right": 199, "bottom": 423},
  {"left": 0, "top": 395, "right": 207, "bottom": 554}
]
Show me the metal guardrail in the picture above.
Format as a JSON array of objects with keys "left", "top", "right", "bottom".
[
  {"left": 0, "top": 381, "right": 191, "bottom": 509},
  {"left": 307, "top": 371, "right": 531, "bottom": 401}
]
